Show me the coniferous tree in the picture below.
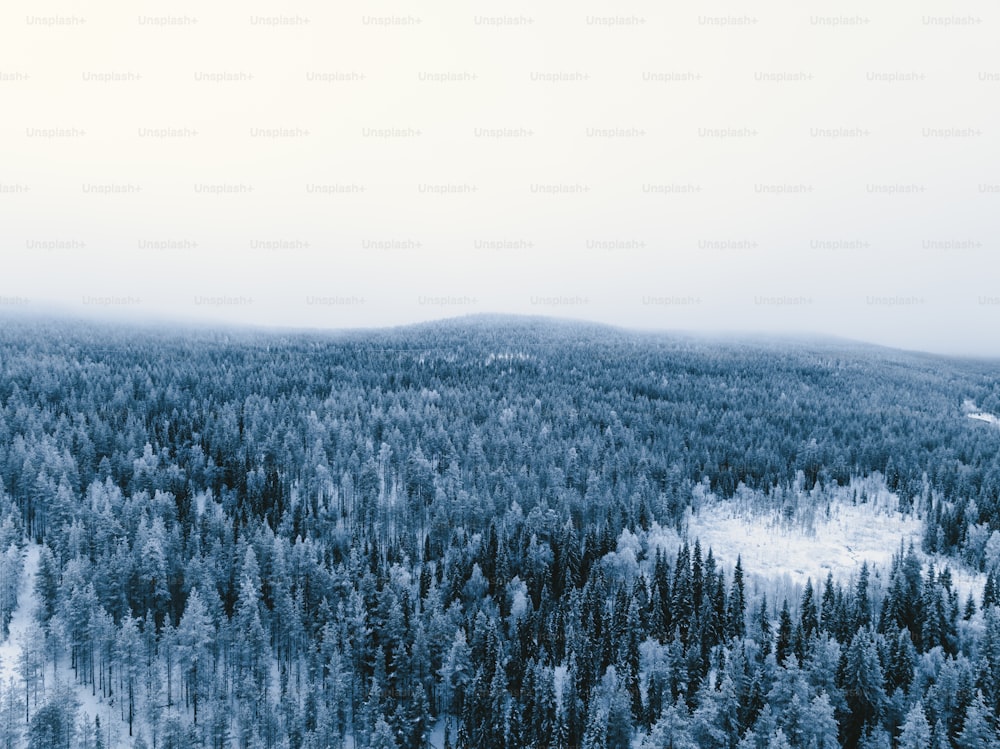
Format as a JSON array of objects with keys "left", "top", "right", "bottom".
[
  {"left": 898, "top": 701, "right": 931, "bottom": 749},
  {"left": 729, "top": 557, "right": 746, "bottom": 639},
  {"left": 842, "top": 628, "right": 886, "bottom": 748},
  {"left": 801, "top": 579, "right": 819, "bottom": 642},
  {"left": 176, "top": 588, "right": 213, "bottom": 724},
  {"left": 802, "top": 691, "right": 840, "bottom": 749},
  {"left": 775, "top": 601, "right": 793, "bottom": 666},
  {"left": 956, "top": 690, "right": 997, "bottom": 749},
  {"left": 27, "top": 686, "right": 77, "bottom": 749}
]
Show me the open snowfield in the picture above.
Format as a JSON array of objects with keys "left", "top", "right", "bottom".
[
  {"left": 644, "top": 477, "right": 986, "bottom": 605},
  {"left": 686, "top": 493, "right": 922, "bottom": 592}
]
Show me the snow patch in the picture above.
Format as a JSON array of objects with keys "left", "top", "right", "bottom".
[
  {"left": 685, "top": 488, "right": 921, "bottom": 591},
  {"left": 967, "top": 412, "right": 1000, "bottom": 426},
  {"left": 962, "top": 398, "right": 1000, "bottom": 426}
]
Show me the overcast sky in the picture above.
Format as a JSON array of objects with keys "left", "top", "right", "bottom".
[{"left": 2, "top": 1, "right": 999, "bottom": 355}]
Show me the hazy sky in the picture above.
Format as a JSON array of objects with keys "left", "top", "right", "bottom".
[{"left": 2, "top": 1, "right": 999, "bottom": 355}]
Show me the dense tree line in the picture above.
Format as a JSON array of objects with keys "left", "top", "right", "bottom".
[{"left": 0, "top": 315, "right": 998, "bottom": 748}]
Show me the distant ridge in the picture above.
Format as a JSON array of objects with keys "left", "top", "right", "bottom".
[{"left": 0, "top": 308, "right": 996, "bottom": 362}]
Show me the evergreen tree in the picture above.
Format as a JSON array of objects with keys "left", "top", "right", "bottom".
[
  {"left": 176, "top": 588, "right": 214, "bottom": 724},
  {"left": 801, "top": 579, "right": 819, "bottom": 642},
  {"left": 802, "top": 691, "right": 840, "bottom": 749},
  {"left": 898, "top": 701, "right": 931, "bottom": 749},
  {"left": 729, "top": 556, "right": 746, "bottom": 639},
  {"left": 775, "top": 601, "right": 793, "bottom": 666},
  {"left": 642, "top": 696, "right": 697, "bottom": 749},
  {"left": 439, "top": 628, "right": 473, "bottom": 719},
  {"left": 370, "top": 716, "right": 401, "bottom": 749},
  {"left": 843, "top": 629, "right": 886, "bottom": 748},
  {"left": 27, "top": 686, "right": 77, "bottom": 749},
  {"left": 758, "top": 595, "right": 772, "bottom": 657},
  {"left": 0, "top": 679, "right": 22, "bottom": 749},
  {"left": 821, "top": 573, "right": 837, "bottom": 635},
  {"left": 854, "top": 563, "right": 872, "bottom": 631},
  {"left": 930, "top": 720, "right": 949, "bottom": 749},
  {"left": 956, "top": 690, "right": 997, "bottom": 749}
]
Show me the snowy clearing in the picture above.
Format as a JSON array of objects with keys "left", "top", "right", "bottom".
[
  {"left": 651, "top": 478, "right": 988, "bottom": 605},
  {"left": 686, "top": 493, "right": 921, "bottom": 591},
  {"left": 961, "top": 397, "right": 1000, "bottom": 426},
  {"left": 968, "top": 411, "right": 1000, "bottom": 426}
]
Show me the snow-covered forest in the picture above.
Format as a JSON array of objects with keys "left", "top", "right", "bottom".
[{"left": 1, "top": 315, "right": 1000, "bottom": 748}]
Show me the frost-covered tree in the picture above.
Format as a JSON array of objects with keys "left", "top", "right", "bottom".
[
  {"left": 27, "top": 686, "right": 76, "bottom": 749},
  {"left": 898, "top": 701, "right": 931, "bottom": 749},
  {"left": 176, "top": 588, "right": 214, "bottom": 724},
  {"left": 802, "top": 691, "right": 840, "bottom": 749},
  {"left": 643, "top": 696, "right": 697, "bottom": 749},
  {"left": 956, "top": 690, "right": 997, "bottom": 749},
  {"left": 843, "top": 628, "right": 886, "bottom": 747}
]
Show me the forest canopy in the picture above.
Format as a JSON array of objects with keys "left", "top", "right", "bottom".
[{"left": 0, "top": 314, "right": 998, "bottom": 749}]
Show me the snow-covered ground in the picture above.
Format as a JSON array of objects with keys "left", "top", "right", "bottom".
[
  {"left": 968, "top": 411, "right": 1000, "bottom": 426},
  {"left": 0, "top": 543, "right": 39, "bottom": 687},
  {"left": 686, "top": 491, "right": 921, "bottom": 593},
  {"left": 0, "top": 543, "right": 127, "bottom": 747},
  {"left": 643, "top": 477, "right": 986, "bottom": 607},
  {"left": 962, "top": 398, "right": 1000, "bottom": 426}
]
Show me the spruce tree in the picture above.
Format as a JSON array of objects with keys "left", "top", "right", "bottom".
[
  {"left": 843, "top": 629, "right": 886, "bottom": 748},
  {"left": 956, "top": 690, "right": 997, "bottom": 749},
  {"left": 898, "top": 701, "right": 931, "bottom": 749},
  {"left": 729, "top": 556, "right": 746, "bottom": 639},
  {"left": 775, "top": 601, "right": 793, "bottom": 666}
]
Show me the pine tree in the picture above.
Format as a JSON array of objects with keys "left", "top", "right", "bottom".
[
  {"left": 370, "top": 716, "right": 401, "bottom": 749},
  {"left": 27, "top": 686, "right": 77, "bottom": 749},
  {"left": 606, "top": 677, "right": 633, "bottom": 749},
  {"left": 930, "top": 720, "right": 949, "bottom": 749},
  {"left": 583, "top": 686, "right": 609, "bottom": 749},
  {"left": 775, "top": 601, "right": 793, "bottom": 666},
  {"left": 898, "top": 701, "right": 931, "bottom": 749},
  {"left": 768, "top": 655, "right": 809, "bottom": 740},
  {"left": 765, "top": 727, "right": 792, "bottom": 749},
  {"left": 176, "top": 588, "right": 214, "bottom": 724},
  {"left": 487, "top": 656, "right": 510, "bottom": 749},
  {"left": 94, "top": 715, "right": 104, "bottom": 749},
  {"left": 729, "top": 556, "right": 746, "bottom": 639},
  {"left": 673, "top": 545, "right": 694, "bottom": 644},
  {"left": 983, "top": 571, "right": 997, "bottom": 611},
  {"left": 690, "top": 674, "right": 739, "bottom": 749},
  {"left": 821, "top": 573, "right": 837, "bottom": 635},
  {"left": 801, "top": 579, "right": 819, "bottom": 642},
  {"left": 0, "top": 679, "right": 22, "bottom": 749},
  {"left": 642, "top": 696, "right": 697, "bottom": 749},
  {"left": 886, "top": 627, "right": 916, "bottom": 694},
  {"left": 802, "top": 691, "right": 840, "bottom": 749},
  {"left": 34, "top": 545, "right": 59, "bottom": 626},
  {"left": 530, "top": 659, "right": 556, "bottom": 748},
  {"left": 18, "top": 624, "right": 45, "bottom": 722},
  {"left": 843, "top": 628, "right": 886, "bottom": 748},
  {"left": 854, "top": 563, "right": 872, "bottom": 631},
  {"left": 956, "top": 690, "right": 997, "bottom": 749},
  {"left": 115, "top": 615, "right": 143, "bottom": 736},
  {"left": 859, "top": 725, "right": 891, "bottom": 749},
  {"left": 758, "top": 595, "right": 772, "bottom": 657},
  {"left": 692, "top": 541, "right": 704, "bottom": 621},
  {"left": 439, "top": 628, "right": 473, "bottom": 719}
]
